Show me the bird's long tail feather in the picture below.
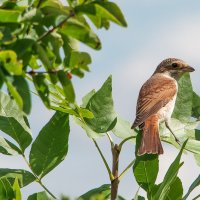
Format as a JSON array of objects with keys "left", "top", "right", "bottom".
[{"left": 138, "top": 115, "right": 163, "bottom": 155}]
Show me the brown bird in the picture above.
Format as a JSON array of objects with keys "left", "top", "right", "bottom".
[{"left": 132, "top": 58, "right": 195, "bottom": 155}]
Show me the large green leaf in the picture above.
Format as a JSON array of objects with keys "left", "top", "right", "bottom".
[
  {"left": 154, "top": 141, "right": 187, "bottom": 200},
  {"left": 0, "top": 9, "right": 21, "bottom": 23},
  {"left": 27, "top": 191, "right": 50, "bottom": 200},
  {"left": 183, "top": 174, "right": 200, "bottom": 200},
  {"left": 112, "top": 116, "right": 137, "bottom": 140},
  {"left": 57, "top": 70, "right": 75, "bottom": 103},
  {"left": 75, "top": 2, "right": 127, "bottom": 28},
  {"left": 172, "top": 74, "right": 193, "bottom": 122},
  {"left": 13, "top": 76, "right": 31, "bottom": 114},
  {"left": 85, "top": 76, "right": 117, "bottom": 133},
  {"left": 0, "top": 177, "right": 15, "bottom": 200},
  {"left": 0, "top": 136, "right": 20, "bottom": 155},
  {"left": 166, "top": 177, "right": 183, "bottom": 200},
  {"left": 29, "top": 112, "right": 70, "bottom": 178},
  {"left": 81, "top": 89, "right": 96, "bottom": 108},
  {"left": 33, "top": 74, "right": 50, "bottom": 108},
  {"left": 0, "top": 169, "right": 35, "bottom": 187},
  {"left": 59, "top": 18, "right": 101, "bottom": 50},
  {"left": 192, "top": 92, "right": 200, "bottom": 119},
  {"left": 0, "top": 92, "right": 32, "bottom": 152},
  {"left": 133, "top": 155, "right": 159, "bottom": 196}
]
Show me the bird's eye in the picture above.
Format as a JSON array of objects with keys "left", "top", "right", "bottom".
[{"left": 172, "top": 63, "right": 178, "bottom": 68}]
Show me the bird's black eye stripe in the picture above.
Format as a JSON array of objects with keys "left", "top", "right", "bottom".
[{"left": 172, "top": 63, "right": 178, "bottom": 68}]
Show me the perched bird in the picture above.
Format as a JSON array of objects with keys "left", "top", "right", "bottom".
[{"left": 132, "top": 58, "right": 195, "bottom": 155}]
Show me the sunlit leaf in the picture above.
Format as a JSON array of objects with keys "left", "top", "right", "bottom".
[{"left": 27, "top": 191, "right": 50, "bottom": 200}]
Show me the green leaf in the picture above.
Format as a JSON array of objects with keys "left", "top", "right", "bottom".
[
  {"left": 0, "top": 50, "right": 23, "bottom": 75},
  {"left": 172, "top": 74, "right": 193, "bottom": 122},
  {"left": 57, "top": 70, "right": 75, "bottom": 103},
  {"left": 29, "top": 112, "right": 70, "bottom": 178},
  {"left": 78, "top": 184, "right": 111, "bottom": 200},
  {"left": 154, "top": 140, "right": 187, "bottom": 200},
  {"left": 183, "top": 174, "right": 200, "bottom": 200},
  {"left": 192, "top": 92, "right": 200, "bottom": 119},
  {"left": 27, "top": 191, "right": 50, "bottom": 200},
  {"left": 85, "top": 76, "right": 117, "bottom": 133},
  {"left": 59, "top": 18, "right": 101, "bottom": 50},
  {"left": 112, "top": 116, "right": 137, "bottom": 140},
  {"left": 0, "top": 9, "right": 21, "bottom": 23},
  {"left": 0, "top": 169, "right": 35, "bottom": 187},
  {"left": 0, "top": 177, "right": 15, "bottom": 200},
  {"left": 0, "top": 136, "right": 20, "bottom": 155},
  {"left": 166, "top": 177, "right": 183, "bottom": 200},
  {"left": 75, "top": 2, "right": 127, "bottom": 28},
  {"left": 13, "top": 178, "right": 22, "bottom": 200},
  {"left": 13, "top": 76, "right": 31, "bottom": 114},
  {"left": 6, "top": 81, "right": 23, "bottom": 110},
  {"left": 81, "top": 89, "right": 96, "bottom": 108},
  {"left": 133, "top": 155, "right": 159, "bottom": 194},
  {"left": 0, "top": 92, "right": 32, "bottom": 152},
  {"left": 33, "top": 74, "right": 50, "bottom": 108}
]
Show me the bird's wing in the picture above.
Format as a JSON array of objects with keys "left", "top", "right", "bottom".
[{"left": 132, "top": 74, "right": 177, "bottom": 128}]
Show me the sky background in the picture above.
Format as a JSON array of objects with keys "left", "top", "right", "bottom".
[{"left": 1, "top": 0, "right": 200, "bottom": 199}]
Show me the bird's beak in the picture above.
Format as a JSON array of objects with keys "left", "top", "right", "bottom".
[{"left": 182, "top": 66, "right": 195, "bottom": 72}]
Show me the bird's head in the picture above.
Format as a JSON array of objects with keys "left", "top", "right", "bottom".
[{"left": 154, "top": 58, "right": 195, "bottom": 79}]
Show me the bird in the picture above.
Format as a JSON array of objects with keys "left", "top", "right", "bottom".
[{"left": 131, "top": 58, "right": 195, "bottom": 155}]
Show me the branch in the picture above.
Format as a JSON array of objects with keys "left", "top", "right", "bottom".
[
  {"left": 22, "top": 154, "right": 57, "bottom": 199},
  {"left": 118, "top": 136, "right": 136, "bottom": 150},
  {"left": 37, "top": 10, "right": 75, "bottom": 42},
  {"left": 92, "top": 139, "right": 114, "bottom": 181}
]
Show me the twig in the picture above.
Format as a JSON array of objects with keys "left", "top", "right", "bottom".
[
  {"left": 118, "top": 159, "right": 136, "bottom": 180},
  {"left": 37, "top": 10, "right": 75, "bottom": 42},
  {"left": 193, "top": 194, "right": 200, "bottom": 200},
  {"left": 22, "top": 154, "right": 57, "bottom": 199},
  {"left": 119, "top": 136, "right": 136, "bottom": 150},
  {"left": 106, "top": 132, "right": 114, "bottom": 147},
  {"left": 92, "top": 139, "right": 114, "bottom": 181}
]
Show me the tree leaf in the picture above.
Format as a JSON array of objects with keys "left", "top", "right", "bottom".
[
  {"left": 13, "top": 178, "right": 22, "bottom": 200},
  {"left": 29, "top": 112, "right": 70, "bottom": 178},
  {"left": 0, "top": 136, "right": 20, "bottom": 155},
  {"left": 112, "top": 116, "right": 137, "bottom": 140},
  {"left": 172, "top": 74, "right": 193, "bottom": 122},
  {"left": 166, "top": 177, "right": 183, "bottom": 200},
  {"left": 27, "top": 191, "right": 50, "bottom": 200},
  {"left": 133, "top": 155, "right": 159, "bottom": 195},
  {"left": 0, "top": 177, "right": 15, "bottom": 200},
  {"left": 13, "top": 76, "right": 31, "bottom": 114},
  {"left": 75, "top": 2, "right": 127, "bottom": 28},
  {"left": 85, "top": 76, "right": 117, "bottom": 133},
  {"left": 192, "top": 92, "right": 200, "bottom": 119},
  {"left": 59, "top": 18, "right": 101, "bottom": 50},
  {"left": 0, "top": 9, "right": 21, "bottom": 23},
  {"left": 81, "top": 89, "right": 96, "bottom": 108},
  {"left": 154, "top": 140, "right": 187, "bottom": 200},
  {"left": 183, "top": 174, "right": 200, "bottom": 200},
  {"left": 0, "top": 92, "right": 32, "bottom": 152},
  {"left": 57, "top": 70, "right": 75, "bottom": 103},
  {"left": 33, "top": 74, "right": 50, "bottom": 108},
  {"left": 0, "top": 50, "right": 23, "bottom": 75},
  {"left": 0, "top": 169, "right": 35, "bottom": 187}
]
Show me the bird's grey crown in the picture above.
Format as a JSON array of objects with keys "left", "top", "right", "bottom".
[{"left": 157, "top": 58, "right": 183, "bottom": 68}]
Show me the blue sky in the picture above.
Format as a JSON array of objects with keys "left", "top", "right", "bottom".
[{"left": 1, "top": 0, "right": 200, "bottom": 199}]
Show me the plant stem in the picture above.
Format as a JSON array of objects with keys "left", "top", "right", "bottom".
[
  {"left": 118, "top": 159, "right": 136, "bottom": 180},
  {"left": 92, "top": 139, "right": 114, "bottom": 181},
  {"left": 119, "top": 136, "right": 136, "bottom": 150},
  {"left": 106, "top": 132, "right": 114, "bottom": 147},
  {"left": 193, "top": 194, "right": 200, "bottom": 200},
  {"left": 37, "top": 10, "right": 75, "bottom": 42},
  {"left": 22, "top": 154, "right": 57, "bottom": 199},
  {"left": 111, "top": 144, "right": 120, "bottom": 200}
]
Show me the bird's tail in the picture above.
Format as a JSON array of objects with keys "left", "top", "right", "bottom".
[{"left": 138, "top": 115, "right": 163, "bottom": 155}]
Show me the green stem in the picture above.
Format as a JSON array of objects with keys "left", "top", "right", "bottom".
[
  {"left": 92, "top": 139, "right": 114, "bottom": 181},
  {"left": 22, "top": 154, "right": 57, "bottom": 199},
  {"left": 193, "top": 194, "right": 200, "bottom": 200},
  {"left": 118, "top": 159, "right": 136, "bottom": 180},
  {"left": 106, "top": 132, "right": 114, "bottom": 147},
  {"left": 119, "top": 136, "right": 136, "bottom": 150}
]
